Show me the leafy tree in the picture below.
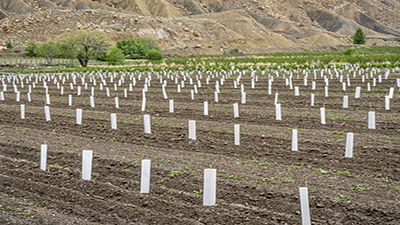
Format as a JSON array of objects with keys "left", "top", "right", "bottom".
[
  {"left": 136, "top": 37, "right": 160, "bottom": 51},
  {"left": 116, "top": 39, "right": 145, "bottom": 59},
  {"left": 35, "top": 42, "right": 60, "bottom": 65},
  {"left": 25, "top": 41, "right": 39, "bottom": 57},
  {"left": 57, "top": 42, "right": 77, "bottom": 59},
  {"left": 145, "top": 49, "right": 163, "bottom": 60},
  {"left": 353, "top": 28, "right": 366, "bottom": 45},
  {"left": 106, "top": 47, "right": 125, "bottom": 65},
  {"left": 60, "top": 31, "right": 111, "bottom": 67},
  {"left": 116, "top": 37, "right": 160, "bottom": 59}
]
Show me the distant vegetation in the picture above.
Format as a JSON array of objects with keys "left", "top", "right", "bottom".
[
  {"left": 353, "top": 28, "right": 366, "bottom": 45},
  {"left": 24, "top": 32, "right": 162, "bottom": 67},
  {"left": 116, "top": 37, "right": 162, "bottom": 60}
]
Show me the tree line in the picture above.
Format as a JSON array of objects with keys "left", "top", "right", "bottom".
[{"left": 25, "top": 31, "right": 163, "bottom": 67}]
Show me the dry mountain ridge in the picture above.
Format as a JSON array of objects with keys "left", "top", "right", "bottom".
[{"left": 0, "top": 0, "right": 399, "bottom": 53}]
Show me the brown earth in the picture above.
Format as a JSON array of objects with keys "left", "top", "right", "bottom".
[
  {"left": 0, "top": 0, "right": 400, "bottom": 54},
  {"left": 0, "top": 69, "right": 399, "bottom": 224}
]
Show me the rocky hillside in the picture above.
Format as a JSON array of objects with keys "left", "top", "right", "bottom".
[{"left": 1, "top": 0, "right": 399, "bottom": 54}]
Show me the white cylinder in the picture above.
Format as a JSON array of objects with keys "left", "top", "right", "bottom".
[
  {"left": 385, "top": 96, "right": 390, "bottom": 110},
  {"left": 68, "top": 95, "right": 72, "bottom": 106},
  {"left": 144, "top": 114, "right": 151, "bottom": 134},
  {"left": 82, "top": 150, "right": 93, "bottom": 180},
  {"left": 20, "top": 104, "right": 25, "bottom": 119},
  {"left": 368, "top": 111, "right": 376, "bottom": 129},
  {"left": 345, "top": 133, "right": 354, "bottom": 158},
  {"left": 343, "top": 96, "right": 348, "bottom": 109},
  {"left": 90, "top": 96, "right": 95, "bottom": 108},
  {"left": 203, "top": 169, "right": 217, "bottom": 206},
  {"left": 110, "top": 113, "right": 117, "bottom": 129},
  {"left": 76, "top": 109, "right": 83, "bottom": 125},
  {"left": 275, "top": 103, "right": 282, "bottom": 121},
  {"left": 169, "top": 99, "right": 174, "bottom": 113},
  {"left": 294, "top": 86, "right": 300, "bottom": 96},
  {"left": 310, "top": 94, "right": 314, "bottom": 107},
  {"left": 204, "top": 101, "right": 209, "bottom": 116},
  {"left": 46, "top": 94, "right": 51, "bottom": 105},
  {"left": 16, "top": 91, "right": 20, "bottom": 102},
  {"left": 44, "top": 106, "right": 51, "bottom": 121},
  {"left": 320, "top": 107, "right": 326, "bottom": 125},
  {"left": 241, "top": 92, "right": 246, "bottom": 104},
  {"left": 234, "top": 124, "right": 240, "bottom": 146},
  {"left": 233, "top": 103, "right": 239, "bottom": 118},
  {"left": 389, "top": 87, "right": 394, "bottom": 99},
  {"left": 291, "top": 129, "right": 298, "bottom": 151},
  {"left": 188, "top": 120, "right": 196, "bottom": 140},
  {"left": 140, "top": 159, "right": 151, "bottom": 194},
  {"left": 355, "top": 87, "right": 361, "bottom": 98},
  {"left": 115, "top": 97, "right": 119, "bottom": 109},
  {"left": 141, "top": 97, "right": 146, "bottom": 112},
  {"left": 40, "top": 144, "right": 47, "bottom": 171},
  {"left": 299, "top": 187, "right": 311, "bottom": 225}
]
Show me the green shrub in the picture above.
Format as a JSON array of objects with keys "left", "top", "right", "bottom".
[
  {"left": 106, "top": 47, "right": 125, "bottom": 65},
  {"left": 6, "top": 41, "right": 12, "bottom": 49},
  {"left": 25, "top": 41, "right": 39, "bottom": 57},
  {"left": 343, "top": 48, "right": 357, "bottom": 56},
  {"left": 146, "top": 49, "right": 163, "bottom": 60},
  {"left": 353, "top": 28, "right": 366, "bottom": 45},
  {"left": 116, "top": 37, "right": 160, "bottom": 59}
]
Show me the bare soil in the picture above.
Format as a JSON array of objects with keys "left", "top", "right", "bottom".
[{"left": 0, "top": 70, "right": 399, "bottom": 224}]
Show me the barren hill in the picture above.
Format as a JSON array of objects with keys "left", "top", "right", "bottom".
[{"left": 1, "top": 0, "right": 399, "bottom": 54}]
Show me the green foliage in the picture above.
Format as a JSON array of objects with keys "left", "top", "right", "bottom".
[
  {"left": 336, "top": 170, "right": 350, "bottom": 175},
  {"left": 60, "top": 31, "right": 111, "bottom": 67},
  {"left": 145, "top": 49, "right": 163, "bottom": 60},
  {"left": 116, "top": 39, "right": 145, "bottom": 59},
  {"left": 333, "top": 194, "right": 351, "bottom": 204},
  {"left": 57, "top": 42, "right": 76, "bottom": 59},
  {"left": 35, "top": 42, "right": 61, "bottom": 65},
  {"left": 116, "top": 37, "right": 160, "bottom": 59},
  {"left": 136, "top": 37, "right": 160, "bottom": 52},
  {"left": 193, "top": 189, "right": 203, "bottom": 196},
  {"left": 168, "top": 170, "right": 180, "bottom": 178},
  {"left": 343, "top": 48, "right": 357, "bottom": 56},
  {"left": 353, "top": 184, "right": 369, "bottom": 191},
  {"left": 313, "top": 168, "right": 330, "bottom": 174},
  {"left": 353, "top": 28, "right": 366, "bottom": 44},
  {"left": 6, "top": 41, "right": 12, "bottom": 49},
  {"left": 25, "top": 41, "right": 38, "bottom": 57},
  {"left": 106, "top": 47, "right": 125, "bottom": 65},
  {"left": 234, "top": 160, "right": 246, "bottom": 165}
]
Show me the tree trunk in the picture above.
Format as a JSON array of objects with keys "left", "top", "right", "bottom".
[{"left": 78, "top": 57, "right": 89, "bottom": 67}]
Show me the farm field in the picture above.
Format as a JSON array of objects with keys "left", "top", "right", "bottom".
[{"left": 0, "top": 66, "right": 399, "bottom": 224}]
